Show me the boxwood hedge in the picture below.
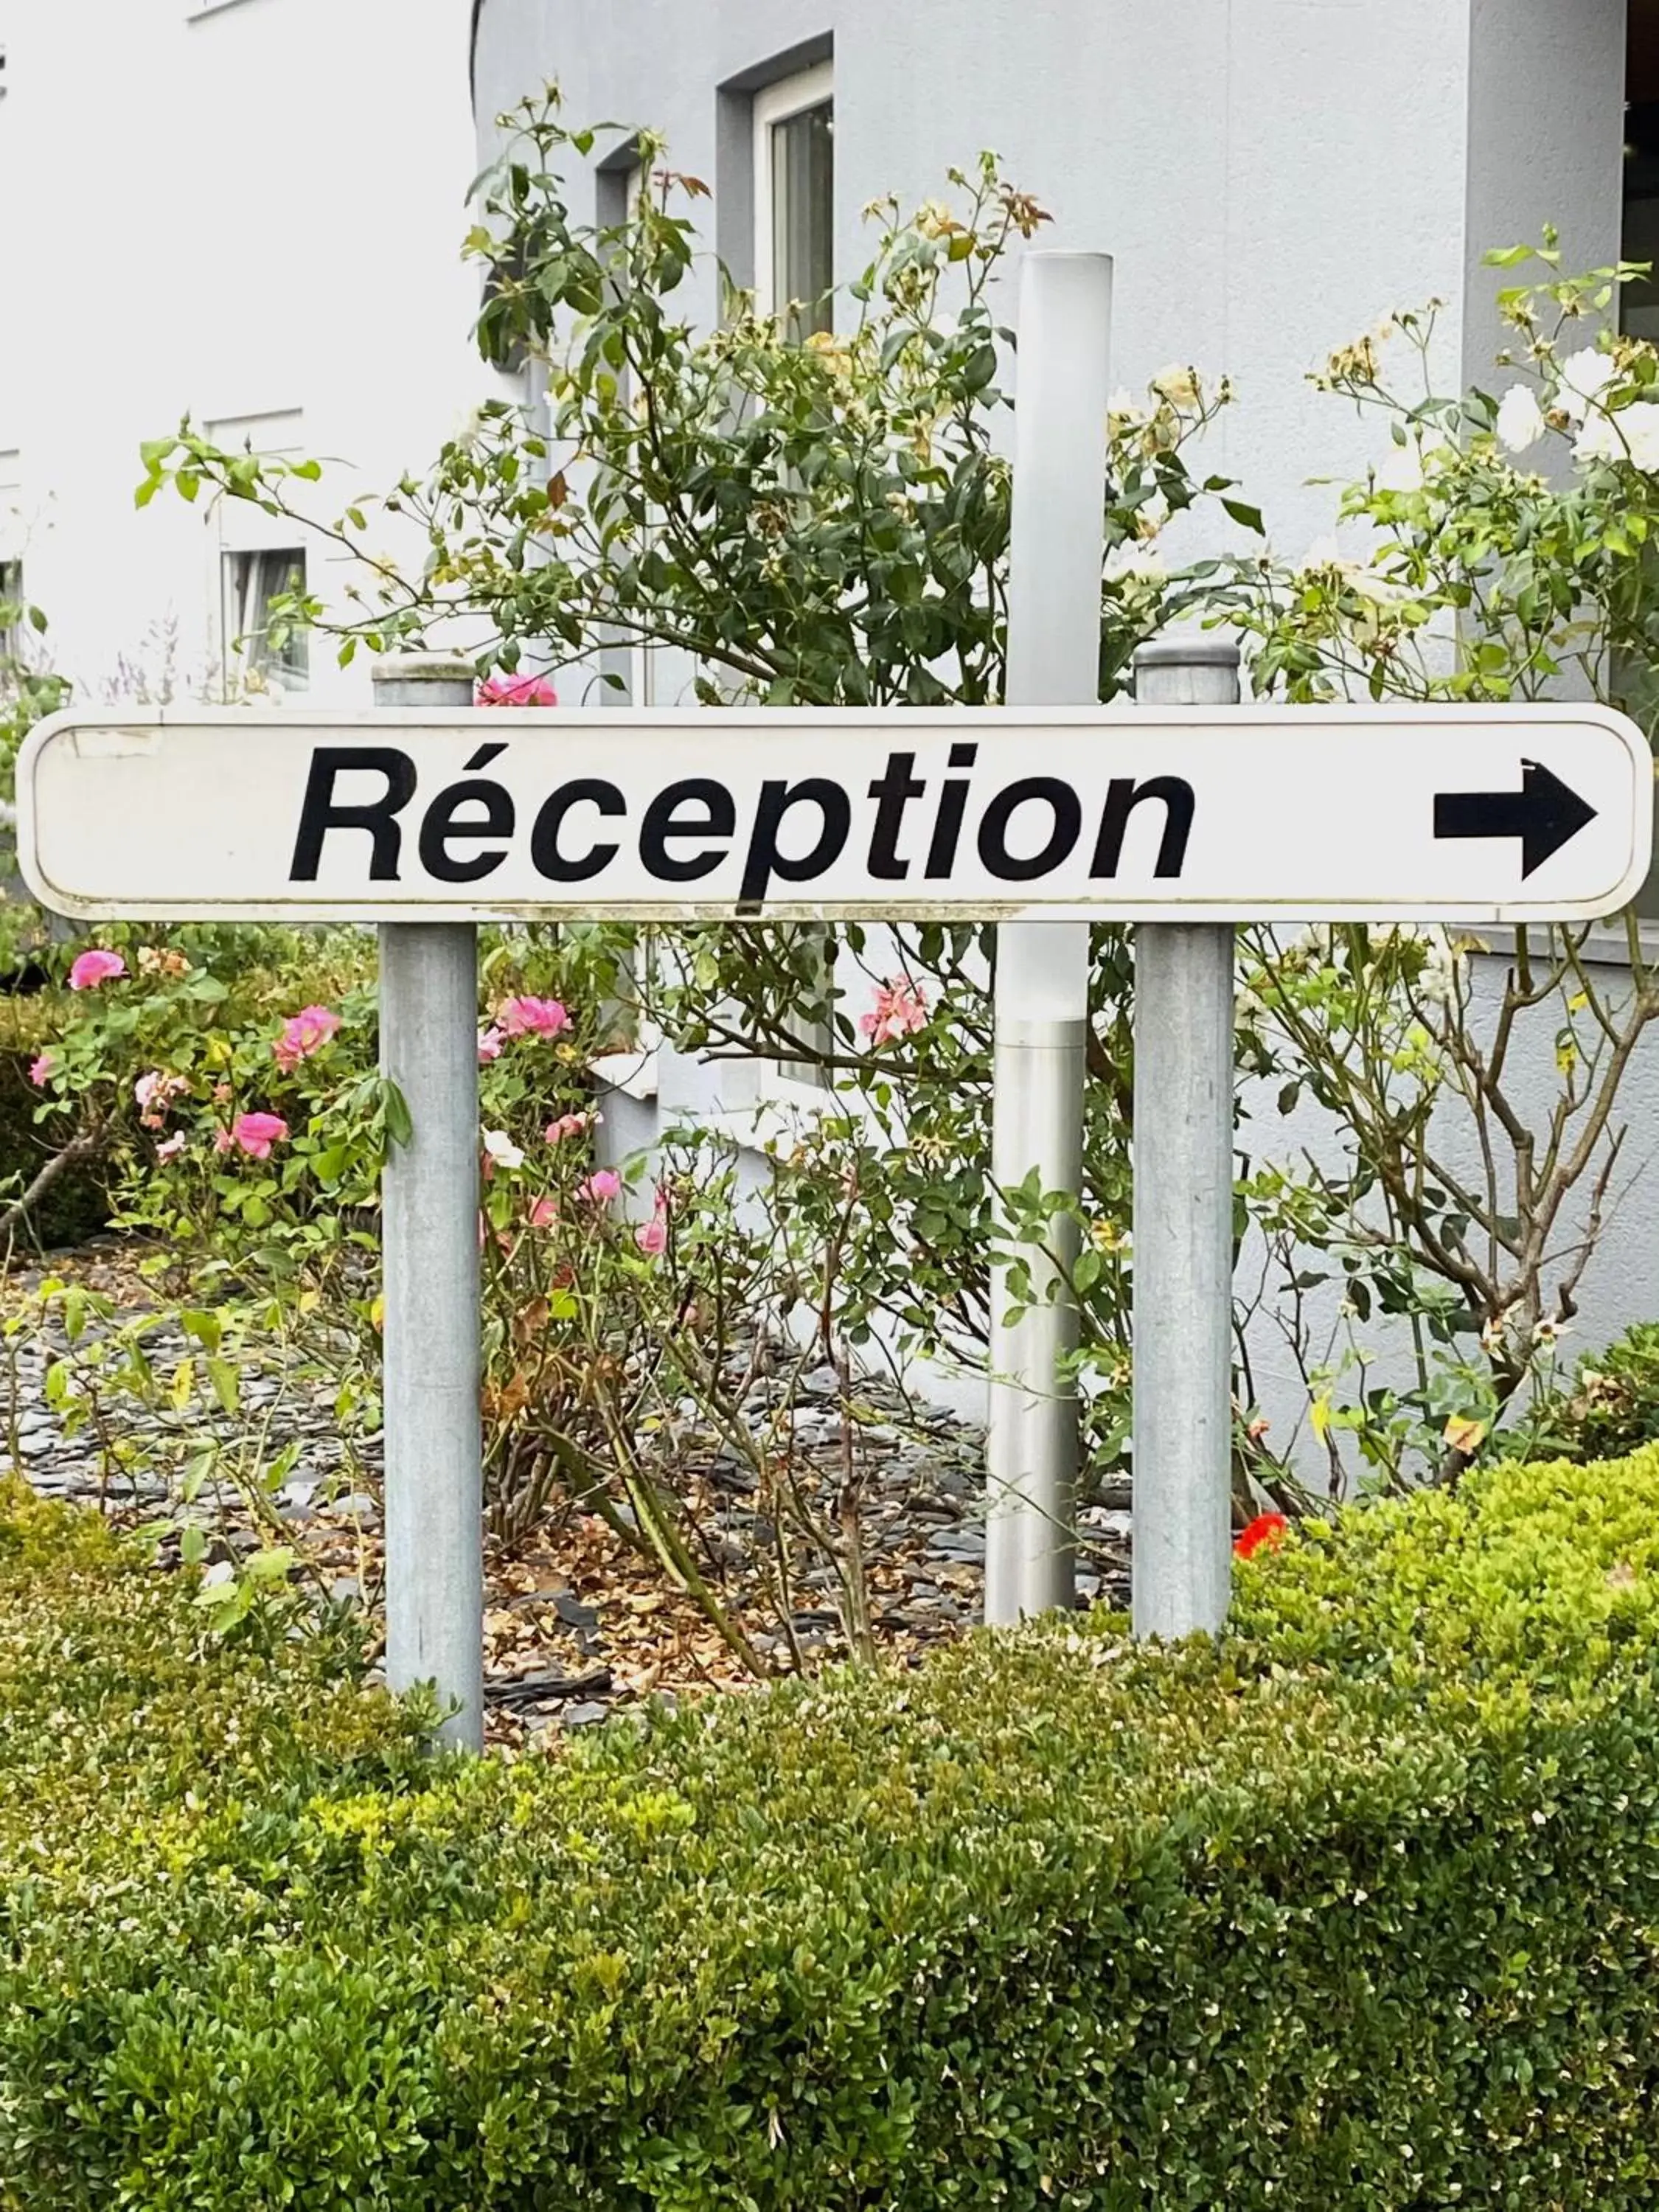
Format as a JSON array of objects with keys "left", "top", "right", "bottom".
[{"left": 5, "top": 1447, "right": 1659, "bottom": 2209}]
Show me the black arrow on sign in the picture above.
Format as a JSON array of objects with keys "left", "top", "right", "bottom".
[{"left": 1433, "top": 759, "right": 1598, "bottom": 878}]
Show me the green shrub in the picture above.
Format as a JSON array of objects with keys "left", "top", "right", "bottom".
[{"left": 7, "top": 1453, "right": 1659, "bottom": 2208}]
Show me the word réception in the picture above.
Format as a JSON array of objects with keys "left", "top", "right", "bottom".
[{"left": 289, "top": 742, "right": 1197, "bottom": 911}]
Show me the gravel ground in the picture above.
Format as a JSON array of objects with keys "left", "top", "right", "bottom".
[{"left": 2, "top": 1238, "right": 1131, "bottom": 1741}]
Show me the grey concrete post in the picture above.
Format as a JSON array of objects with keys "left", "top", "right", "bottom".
[
  {"left": 1130, "top": 635, "right": 1239, "bottom": 1639},
  {"left": 983, "top": 252, "right": 1113, "bottom": 1625},
  {"left": 372, "top": 655, "right": 484, "bottom": 1750}
]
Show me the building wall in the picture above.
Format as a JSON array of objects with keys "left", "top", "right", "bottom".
[
  {"left": 473, "top": 1, "right": 1655, "bottom": 1449},
  {"left": 0, "top": 0, "right": 494, "bottom": 706},
  {"left": 474, "top": 0, "right": 1602, "bottom": 558}
]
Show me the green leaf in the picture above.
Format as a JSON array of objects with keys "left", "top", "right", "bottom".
[
  {"left": 1222, "top": 497, "right": 1265, "bottom": 535},
  {"left": 206, "top": 1357, "right": 240, "bottom": 1415},
  {"left": 381, "top": 1081, "right": 414, "bottom": 1151}
]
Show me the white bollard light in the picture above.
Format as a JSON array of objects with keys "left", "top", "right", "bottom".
[{"left": 984, "top": 251, "right": 1113, "bottom": 1626}]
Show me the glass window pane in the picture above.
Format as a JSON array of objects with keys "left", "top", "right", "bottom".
[
  {"left": 0, "top": 560, "right": 21, "bottom": 663},
  {"left": 225, "top": 549, "right": 309, "bottom": 694},
  {"left": 772, "top": 100, "right": 833, "bottom": 340}
]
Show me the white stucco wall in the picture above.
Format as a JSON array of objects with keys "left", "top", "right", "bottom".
[
  {"left": 472, "top": 1, "right": 1658, "bottom": 1460},
  {"left": 0, "top": 0, "right": 493, "bottom": 705}
]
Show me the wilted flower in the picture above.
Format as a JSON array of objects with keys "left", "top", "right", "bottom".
[
  {"left": 497, "top": 995, "right": 569, "bottom": 1039},
  {"left": 914, "top": 198, "right": 964, "bottom": 240},
  {"left": 156, "top": 1132, "right": 187, "bottom": 1163},
  {"left": 545, "top": 1111, "right": 594, "bottom": 1144},
  {"left": 636, "top": 1217, "right": 668, "bottom": 1256},
  {"left": 859, "top": 975, "right": 929, "bottom": 1047},
  {"left": 477, "top": 673, "right": 558, "bottom": 707},
  {"left": 274, "top": 1004, "right": 342, "bottom": 1072},
  {"left": 133, "top": 1070, "right": 187, "bottom": 1127},
  {"left": 526, "top": 1195, "right": 558, "bottom": 1229},
  {"left": 1151, "top": 363, "right": 1200, "bottom": 408},
  {"left": 1495, "top": 383, "right": 1546, "bottom": 455},
  {"left": 136, "top": 945, "right": 191, "bottom": 977},
  {"left": 27, "top": 1052, "right": 55, "bottom": 1088},
  {"left": 68, "top": 948, "right": 125, "bottom": 990},
  {"left": 477, "top": 1026, "right": 504, "bottom": 1063},
  {"left": 231, "top": 1111, "right": 288, "bottom": 1161}
]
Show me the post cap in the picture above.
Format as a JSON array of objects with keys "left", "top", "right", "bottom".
[
  {"left": 370, "top": 653, "right": 477, "bottom": 686},
  {"left": 1133, "top": 633, "right": 1241, "bottom": 670}
]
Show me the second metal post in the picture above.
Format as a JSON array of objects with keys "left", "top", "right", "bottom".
[{"left": 1130, "top": 636, "right": 1239, "bottom": 1639}]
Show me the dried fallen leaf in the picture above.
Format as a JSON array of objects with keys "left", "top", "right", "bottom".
[{"left": 1442, "top": 1414, "right": 1486, "bottom": 1457}]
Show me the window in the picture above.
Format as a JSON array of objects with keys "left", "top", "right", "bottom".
[
  {"left": 223, "top": 549, "right": 307, "bottom": 695},
  {"left": 753, "top": 63, "right": 833, "bottom": 338},
  {"left": 0, "top": 560, "right": 21, "bottom": 663}
]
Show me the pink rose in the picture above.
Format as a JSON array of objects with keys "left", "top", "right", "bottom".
[
  {"left": 156, "top": 1132, "right": 187, "bottom": 1163},
  {"left": 477, "top": 673, "right": 558, "bottom": 708},
  {"left": 858, "top": 975, "right": 930, "bottom": 1048},
  {"left": 68, "top": 948, "right": 125, "bottom": 991},
  {"left": 578, "top": 1168, "right": 622, "bottom": 1205},
  {"left": 274, "top": 1004, "right": 342, "bottom": 1073},
  {"left": 231, "top": 1111, "right": 288, "bottom": 1161},
  {"left": 213, "top": 1127, "right": 234, "bottom": 1155},
  {"left": 544, "top": 1111, "right": 590, "bottom": 1144},
  {"left": 636, "top": 1217, "right": 668, "bottom": 1256},
  {"left": 498, "top": 995, "right": 570, "bottom": 1039},
  {"left": 27, "top": 1052, "right": 55, "bottom": 1088},
  {"left": 526, "top": 1195, "right": 558, "bottom": 1229},
  {"left": 477, "top": 1026, "right": 504, "bottom": 1063}
]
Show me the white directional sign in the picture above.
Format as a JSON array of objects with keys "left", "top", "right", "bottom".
[{"left": 15, "top": 701, "right": 1651, "bottom": 924}]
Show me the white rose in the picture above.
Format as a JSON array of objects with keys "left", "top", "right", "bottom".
[
  {"left": 482, "top": 1129, "right": 526, "bottom": 1171},
  {"left": 1105, "top": 542, "right": 1167, "bottom": 586},
  {"left": 1618, "top": 401, "right": 1659, "bottom": 472},
  {"left": 1575, "top": 408, "right": 1625, "bottom": 465},
  {"left": 1495, "top": 383, "right": 1545, "bottom": 455},
  {"left": 1556, "top": 347, "right": 1616, "bottom": 422},
  {"left": 1298, "top": 535, "right": 1343, "bottom": 573}
]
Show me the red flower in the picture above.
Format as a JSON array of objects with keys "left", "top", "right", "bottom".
[{"left": 1234, "top": 1512, "right": 1288, "bottom": 1559}]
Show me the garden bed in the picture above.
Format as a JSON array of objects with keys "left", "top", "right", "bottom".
[{"left": 0, "top": 1237, "right": 1132, "bottom": 1739}]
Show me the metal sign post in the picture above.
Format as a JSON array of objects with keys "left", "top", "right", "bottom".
[
  {"left": 1130, "top": 636, "right": 1239, "bottom": 1641},
  {"left": 984, "top": 250, "right": 1113, "bottom": 1627},
  {"left": 372, "top": 656, "right": 484, "bottom": 1752}
]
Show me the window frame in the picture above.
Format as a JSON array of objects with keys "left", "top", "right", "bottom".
[
  {"left": 220, "top": 546, "right": 310, "bottom": 698},
  {"left": 751, "top": 60, "right": 834, "bottom": 324}
]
